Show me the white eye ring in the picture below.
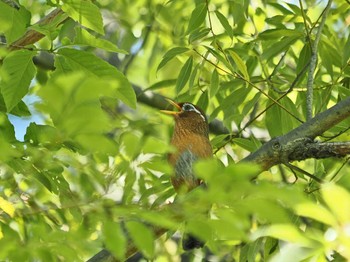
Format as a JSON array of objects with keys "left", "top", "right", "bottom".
[
  {"left": 182, "top": 103, "right": 206, "bottom": 121},
  {"left": 182, "top": 103, "right": 195, "bottom": 111}
]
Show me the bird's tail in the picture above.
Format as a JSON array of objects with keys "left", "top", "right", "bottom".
[{"left": 182, "top": 234, "right": 204, "bottom": 250}]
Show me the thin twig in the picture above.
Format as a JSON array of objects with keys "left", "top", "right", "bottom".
[
  {"left": 330, "top": 157, "right": 350, "bottom": 181},
  {"left": 283, "top": 162, "right": 324, "bottom": 183},
  {"left": 306, "top": 0, "right": 333, "bottom": 120},
  {"left": 193, "top": 49, "right": 303, "bottom": 123}
]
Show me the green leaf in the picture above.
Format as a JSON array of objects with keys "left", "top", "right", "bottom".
[
  {"left": 146, "top": 79, "right": 177, "bottom": 91},
  {"left": 0, "top": 50, "right": 36, "bottom": 112},
  {"left": 0, "top": 2, "right": 28, "bottom": 44},
  {"left": 186, "top": 3, "right": 207, "bottom": 34},
  {"left": 265, "top": 94, "right": 300, "bottom": 137},
  {"left": 322, "top": 183, "right": 350, "bottom": 224},
  {"left": 227, "top": 49, "right": 250, "bottom": 81},
  {"left": 103, "top": 221, "right": 126, "bottom": 260},
  {"left": 294, "top": 202, "right": 337, "bottom": 226},
  {"left": 56, "top": 48, "right": 136, "bottom": 108},
  {"left": 157, "top": 47, "right": 189, "bottom": 72},
  {"left": 24, "top": 123, "right": 62, "bottom": 149},
  {"left": 261, "top": 36, "right": 299, "bottom": 61},
  {"left": 296, "top": 44, "right": 311, "bottom": 75},
  {"left": 143, "top": 136, "right": 170, "bottom": 154},
  {"left": 234, "top": 137, "right": 261, "bottom": 152},
  {"left": 175, "top": 56, "right": 193, "bottom": 94},
  {"left": 38, "top": 72, "right": 118, "bottom": 154},
  {"left": 0, "top": 196, "right": 15, "bottom": 218},
  {"left": 343, "top": 32, "right": 350, "bottom": 65},
  {"left": 251, "top": 224, "right": 314, "bottom": 247},
  {"left": 0, "top": 93, "right": 30, "bottom": 116},
  {"left": 209, "top": 69, "right": 220, "bottom": 98},
  {"left": 74, "top": 28, "right": 128, "bottom": 54},
  {"left": 215, "top": 10, "right": 233, "bottom": 38},
  {"left": 258, "top": 29, "right": 302, "bottom": 40},
  {"left": 29, "top": 12, "right": 68, "bottom": 42},
  {"left": 125, "top": 221, "right": 155, "bottom": 258},
  {"left": 61, "top": 0, "right": 104, "bottom": 35},
  {"left": 189, "top": 27, "right": 210, "bottom": 43}
]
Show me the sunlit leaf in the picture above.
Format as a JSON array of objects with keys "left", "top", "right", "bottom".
[
  {"left": 74, "top": 28, "right": 128, "bottom": 54},
  {"left": 0, "top": 196, "right": 15, "bottom": 218},
  {"left": 61, "top": 0, "right": 104, "bottom": 34},
  {"left": 294, "top": 202, "right": 337, "bottom": 226},
  {"left": 227, "top": 49, "right": 250, "bottom": 81},
  {"left": 322, "top": 183, "right": 350, "bottom": 225},
  {"left": 251, "top": 224, "right": 315, "bottom": 247},
  {"left": 215, "top": 10, "right": 233, "bottom": 38}
]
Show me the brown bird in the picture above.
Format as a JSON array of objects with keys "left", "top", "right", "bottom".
[{"left": 161, "top": 99, "right": 212, "bottom": 250}]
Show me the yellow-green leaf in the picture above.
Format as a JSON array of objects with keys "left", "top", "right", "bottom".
[
  {"left": 62, "top": 0, "right": 104, "bottom": 35},
  {"left": 74, "top": 28, "right": 128, "bottom": 54},
  {"left": 0, "top": 196, "right": 15, "bottom": 218},
  {"left": 126, "top": 221, "right": 155, "bottom": 258},
  {"left": 103, "top": 220, "right": 126, "bottom": 260},
  {"left": 322, "top": 183, "right": 350, "bottom": 224},
  {"left": 228, "top": 50, "right": 250, "bottom": 81}
]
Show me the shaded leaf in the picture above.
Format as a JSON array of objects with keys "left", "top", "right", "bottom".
[
  {"left": 209, "top": 69, "right": 220, "bottom": 98},
  {"left": 189, "top": 27, "right": 210, "bottom": 43},
  {"left": 215, "top": 10, "right": 233, "bottom": 38},
  {"left": 38, "top": 72, "right": 118, "bottom": 154},
  {"left": 157, "top": 47, "right": 189, "bottom": 72},
  {"left": 126, "top": 221, "right": 155, "bottom": 258},
  {"left": 56, "top": 48, "right": 136, "bottom": 108},
  {"left": 175, "top": 56, "right": 193, "bottom": 94},
  {"left": 0, "top": 2, "right": 28, "bottom": 44},
  {"left": 258, "top": 29, "right": 302, "bottom": 40},
  {"left": 261, "top": 36, "right": 299, "bottom": 61},
  {"left": 186, "top": 3, "right": 207, "bottom": 34},
  {"left": 0, "top": 50, "right": 36, "bottom": 111},
  {"left": 103, "top": 221, "right": 127, "bottom": 260},
  {"left": 146, "top": 79, "right": 177, "bottom": 91}
]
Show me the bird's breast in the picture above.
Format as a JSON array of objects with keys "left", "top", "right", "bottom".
[{"left": 168, "top": 133, "right": 212, "bottom": 192}]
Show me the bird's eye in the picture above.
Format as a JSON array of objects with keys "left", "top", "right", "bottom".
[{"left": 182, "top": 103, "right": 195, "bottom": 111}]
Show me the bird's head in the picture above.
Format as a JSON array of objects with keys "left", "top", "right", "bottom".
[{"left": 161, "top": 99, "right": 209, "bottom": 136}]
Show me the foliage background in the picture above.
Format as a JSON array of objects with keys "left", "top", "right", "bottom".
[{"left": 0, "top": 0, "right": 350, "bottom": 261}]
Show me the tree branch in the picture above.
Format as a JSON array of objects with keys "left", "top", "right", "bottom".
[
  {"left": 306, "top": 0, "right": 332, "bottom": 120},
  {"left": 9, "top": 8, "right": 68, "bottom": 50},
  {"left": 243, "top": 96, "right": 350, "bottom": 170}
]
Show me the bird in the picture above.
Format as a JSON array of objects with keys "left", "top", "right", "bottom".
[{"left": 161, "top": 99, "right": 212, "bottom": 250}]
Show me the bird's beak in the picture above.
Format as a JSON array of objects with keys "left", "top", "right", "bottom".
[{"left": 161, "top": 98, "right": 182, "bottom": 115}]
